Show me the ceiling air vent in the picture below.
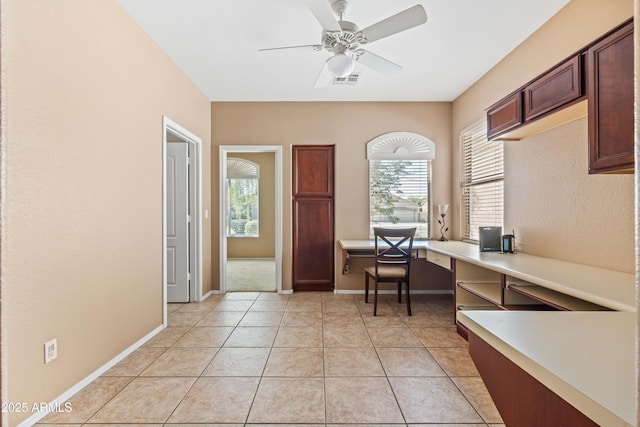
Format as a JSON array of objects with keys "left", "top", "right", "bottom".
[{"left": 333, "top": 73, "right": 360, "bottom": 86}]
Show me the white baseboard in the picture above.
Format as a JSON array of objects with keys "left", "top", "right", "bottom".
[
  {"left": 200, "top": 289, "right": 217, "bottom": 300},
  {"left": 334, "top": 289, "right": 454, "bottom": 295},
  {"left": 18, "top": 324, "right": 164, "bottom": 427},
  {"left": 279, "top": 289, "right": 293, "bottom": 295}
]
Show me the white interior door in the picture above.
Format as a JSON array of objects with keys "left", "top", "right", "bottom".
[{"left": 166, "top": 142, "right": 190, "bottom": 302}]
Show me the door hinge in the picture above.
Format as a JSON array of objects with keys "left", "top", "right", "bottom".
[
  {"left": 187, "top": 214, "right": 191, "bottom": 223},
  {"left": 187, "top": 272, "right": 191, "bottom": 281}
]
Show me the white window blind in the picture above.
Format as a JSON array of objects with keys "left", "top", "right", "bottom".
[
  {"left": 369, "top": 159, "right": 431, "bottom": 238},
  {"left": 460, "top": 119, "right": 504, "bottom": 242}
]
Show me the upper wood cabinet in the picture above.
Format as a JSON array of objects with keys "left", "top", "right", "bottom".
[
  {"left": 523, "top": 55, "right": 582, "bottom": 121},
  {"left": 487, "top": 54, "right": 584, "bottom": 140},
  {"left": 486, "top": 18, "right": 634, "bottom": 174},
  {"left": 587, "top": 20, "right": 634, "bottom": 174},
  {"left": 487, "top": 92, "right": 522, "bottom": 139},
  {"left": 292, "top": 145, "right": 334, "bottom": 197}
]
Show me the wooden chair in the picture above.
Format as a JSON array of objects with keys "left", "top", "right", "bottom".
[{"left": 364, "top": 227, "right": 416, "bottom": 316}]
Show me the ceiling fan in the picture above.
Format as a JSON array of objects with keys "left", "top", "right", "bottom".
[{"left": 259, "top": 0, "right": 428, "bottom": 87}]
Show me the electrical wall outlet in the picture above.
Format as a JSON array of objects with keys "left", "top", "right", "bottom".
[{"left": 44, "top": 339, "right": 57, "bottom": 364}]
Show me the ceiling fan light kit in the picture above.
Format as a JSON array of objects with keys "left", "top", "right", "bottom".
[
  {"left": 259, "top": 0, "right": 428, "bottom": 87},
  {"left": 327, "top": 45, "right": 356, "bottom": 77},
  {"left": 327, "top": 52, "right": 355, "bottom": 78}
]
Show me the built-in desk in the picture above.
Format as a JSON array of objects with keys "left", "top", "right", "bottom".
[
  {"left": 339, "top": 240, "right": 635, "bottom": 313},
  {"left": 428, "top": 241, "right": 636, "bottom": 426},
  {"left": 423, "top": 240, "right": 635, "bottom": 312},
  {"left": 338, "top": 240, "right": 429, "bottom": 274},
  {"left": 340, "top": 239, "right": 637, "bottom": 425},
  {"left": 458, "top": 310, "right": 635, "bottom": 427}
]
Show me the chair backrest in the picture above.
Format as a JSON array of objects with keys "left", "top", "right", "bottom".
[{"left": 373, "top": 227, "right": 416, "bottom": 273}]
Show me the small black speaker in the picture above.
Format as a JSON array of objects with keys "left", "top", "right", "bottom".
[{"left": 479, "top": 226, "right": 502, "bottom": 252}]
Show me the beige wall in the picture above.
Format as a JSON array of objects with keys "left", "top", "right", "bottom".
[
  {"left": 635, "top": 2, "right": 639, "bottom": 425},
  {"left": 452, "top": 0, "right": 634, "bottom": 273},
  {"left": 1, "top": 0, "right": 637, "bottom": 425},
  {"left": 227, "top": 152, "right": 276, "bottom": 259},
  {"left": 212, "top": 102, "right": 452, "bottom": 291},
  {"left": 5, "top": 1, "right": 211, "bottom": 425}
]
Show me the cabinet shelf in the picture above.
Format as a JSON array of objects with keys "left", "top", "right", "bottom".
[
  {"left": 346, "top": 250, "right": 375, "bottom": 258},
  {"left": 508, "top": 284, "right": 610, "bottom": 311},
  {"left": 457, "top": 281, "right": 502, "bottom": 306},
  {"left": 457, "top": 304, "right": 505, "bottom": 311}
]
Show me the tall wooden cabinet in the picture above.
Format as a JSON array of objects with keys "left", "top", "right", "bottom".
[{"left": 292, "top": 145, "right": 335, "bottom": 291}]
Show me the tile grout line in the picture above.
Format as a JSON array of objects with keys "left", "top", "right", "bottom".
[
  {"left": 50, "top": 292, "right": 499, "bottom": 426},
  {"left": 242, "top": 293, "right": 285, "bottom": 425},
  {"left": 159, "top": 295, "right": 227, "bottom": 424}
]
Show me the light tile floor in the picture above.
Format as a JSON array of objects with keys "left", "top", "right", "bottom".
[{"left": 38, "top": 292, "right": 505, "bottom": 426}]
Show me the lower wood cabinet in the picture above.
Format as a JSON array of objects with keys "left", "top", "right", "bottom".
[
  {"left": 587, "top": 20, "right": 634, "bottom": 174},
  {"left": 292, "top": 198, "right": 334, "bottom": 291},
  {"left": 468, "top": 332, "right": 599, "bottom": 427}
]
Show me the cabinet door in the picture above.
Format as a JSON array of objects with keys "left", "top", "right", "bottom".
[
  {"left": 292, "top": 198, "right": 334, "bottom": 291},
  {"left": 292, "top": 145, "right": 335, "bottom": 291},
  {"left": 587, "top": 21, "right": 634, "bottom": 173},
  {"left": 293, "top": 145, "right": 334, "bottom": 197},
  {"left": 524, "top": 55, "right": 583, "bottom": 121},
  {"left": 487, "top": 92, "right": 522, "bottom": 139}
]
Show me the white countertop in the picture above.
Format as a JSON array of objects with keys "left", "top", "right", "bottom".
[
  {"left": 340, "top": 240, "right": 635, "bottom": 311},
  {"left": 425, "top": 240, "right": 635, "bottom": 312},
  {"left": 458, "top": 310, "right": 636, "bottom": 427}
]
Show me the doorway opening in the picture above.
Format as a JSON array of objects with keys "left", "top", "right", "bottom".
[
  {"left": 163, "top": 116, "right": 203, "bottom": 325},
  {"left": 220, "top": 146, "right": 282, "bottom": 294}
]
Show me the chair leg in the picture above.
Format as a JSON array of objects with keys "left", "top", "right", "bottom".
[
  {"left": 397, "top": 281, "right": 402, "bottom": 303},
  {"left": 365, "top": 274, "right": 369, "bottom": 303},
  {"left": 406, "top": 281, "right": 412, "bottom": 316},
  {"left": 373, "top": 279, "right": 379, "bottom": 316}
]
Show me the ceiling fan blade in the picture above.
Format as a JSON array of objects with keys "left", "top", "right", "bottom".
[
  {"left": 357, "top": 50, "right": 403, "bottom": 75},
  {"left": 360, "top": 5, "right": 428, "bottom": 44},
  {"left": 305, "top": 0, "right": 342, "bottom": 32},
  {"left": 313, "top": 60, "right": 333, "bottom": 88},
  {"left": 258, "top": 44, "right": 323, "bottom": 53}
]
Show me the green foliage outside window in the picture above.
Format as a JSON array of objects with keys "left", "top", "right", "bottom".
[
  {"left": 369, "top": 159, "right": 430, "bottom": 238},
  {"left": 227, "top": 178, "right": 259, "bottom": 237},
  {"left": 370, "top": 160, "right": 411, "bottom": 224}
]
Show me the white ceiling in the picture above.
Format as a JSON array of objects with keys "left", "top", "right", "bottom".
[{"left": 116, "top": 0, "right": 570, "bottom": 102}]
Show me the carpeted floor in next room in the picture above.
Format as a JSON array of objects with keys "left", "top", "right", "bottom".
[{"left": 226, "top": 259, "right": 276, "bottom": 292}]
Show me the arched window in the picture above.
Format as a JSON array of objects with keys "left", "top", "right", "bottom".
[
  {"left": 227, "top": 157, "right": 260, "bottom": 237},
  {"left": 367, "top": 132, "right": 435, "bottom": 239}
]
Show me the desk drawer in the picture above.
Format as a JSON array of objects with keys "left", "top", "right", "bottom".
[{"left": 427, "top": 251, "right": 452, "bottom": 270}]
